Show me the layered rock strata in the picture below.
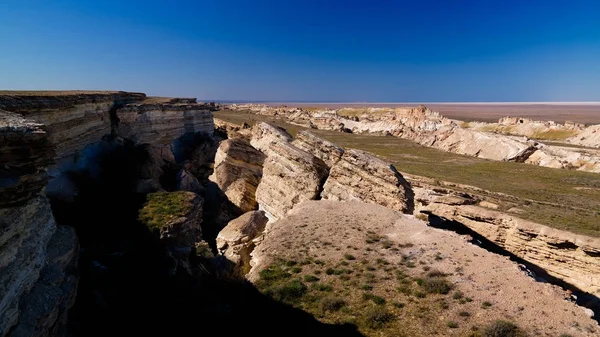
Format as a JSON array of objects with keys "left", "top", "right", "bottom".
[
  {"left": 210, "top": 139, "right": 265, "bottom": 213},
  {"left": 0, "top": 92, "right": 218, "bottom": 337},
  {"left": 322, "top": 149, "right": 414, "bottom": 213},
  {"left": 249, "top": 122, "right": 292, "bottom": 156},
  {"left": 216, "top": 210, "right": 268, "bottom": 276},
  {"left": 255, "top": 141, "right": 328, "bottom": 220},
  {"left": 291, "top": 130, "right": 344, "bottom": 167},
  {"left": 424, "top": 200, "right": 600, "bottom": 295}
]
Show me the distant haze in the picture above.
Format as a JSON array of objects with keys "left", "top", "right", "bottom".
[{"left": 232, "top": 102, "right": 600, "bottom": 124}]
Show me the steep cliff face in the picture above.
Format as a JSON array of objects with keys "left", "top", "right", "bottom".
[
  {"left": 424, "top": 199, "right": 600, "bottom": 296},
  {"left": 0, "top": 92, "right": 217, "bottom": 337},
  {"left": 116, "top": 99, "right": 214, "bottom": 145},
  {"left": 0, "top": 92, "right": 144, "bottom": 162},
  {"left": 0, "top": 112, "right": 78, "bottom": 336}
]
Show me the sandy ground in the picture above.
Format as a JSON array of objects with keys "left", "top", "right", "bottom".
[
  {"left": 249, "top": 200, "right": 598, "bottom": 336},
  {"left": 253, "top": 102, "right": 600, "bottom": 124}
]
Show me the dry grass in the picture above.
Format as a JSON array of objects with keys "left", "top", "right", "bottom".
[{"left": 530, "top": 129, "right": 578, "bottom": 140}]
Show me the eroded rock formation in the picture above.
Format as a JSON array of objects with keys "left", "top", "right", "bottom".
[
  {"left": 322, "top": 149, "right": 414, "bottom": 213},
  {"left": 210, "top": 139, "right": 265, "bottom": 213},
  {"left": 291, "top": 130, "right": 344, "bottom": 167},
  {"left": 216, "top": 210, "right": 268, "bottom": 276},
  {"left": 255, "top": 141, "right": 328, "bottom": 220},
  {"left": 424, "top": 200, "right": 600, "bottom": 295},
  {"left": 0, "top": 92, "right": 217, "bottom": 337},
  {"left": 249, "top": 122, "right": 292, "bottom": 156}
]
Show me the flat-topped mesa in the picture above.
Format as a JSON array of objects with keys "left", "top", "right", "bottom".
[
  {"left": 249, "top": 122, "right": 293, "bottom": 155},
  {"left": 210, "top": 139, "right": 266, "bottom": 213},
  {"left": 255, "top": 141, "right": 329, "bottom": 220},
  {"left": 291, "top": 131, "right": 344, "bottom": 167},
  {"left": 322, "top": 149, "right": 414, "bottom": 214},
  {"left": 116, "top": 100, "right": 215, "bottom": 145}
]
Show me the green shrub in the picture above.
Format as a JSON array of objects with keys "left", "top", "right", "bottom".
[
  {"left": 363, "top": 293, "right": 386, "bottom": 305},
  {"left": 482, "top": 301, "right": 493, "bottom": 308},
  {"left": 363, "top": 307, "right": 395, "bottom": 329},
  {"left": 344, "top": 254, "right": 356, "bottom": 260},
  {"left": 447, "top": 321, "right": 458, "bottom": 328},
  {"left": 321, "top": 297, "right": 346, "bottom": 312},
  {"left": 139, "top": 191, "right": 196, "bottom": 232},
  {"left": 272, "top": 280, "right": 307, "bottom": 302},
  {"left": 422, "top": 277, "right": 453, "bottom": 294},
  {"left": 481, "top": 320, "right": 523, "bottom": 337},
  {"left": 360, "top": 284, "right": 373, "bottom": 291},
  {"left": 303, "top": 275, "right": 319, "bottom": 282},
  {"left": 313, "top": 283, "right": 333, "bottom": 292},
  {"left": 459, "top": 311, "right": 471, "bottom": 317}
]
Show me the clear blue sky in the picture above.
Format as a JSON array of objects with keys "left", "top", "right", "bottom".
[{"left": 1, "top": 0, "right": 599, "bottom": 101}]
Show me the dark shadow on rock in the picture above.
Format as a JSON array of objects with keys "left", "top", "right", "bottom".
[
  {"left": 48, "top": 135, "right": 363, "bottom": 337},
  {"left": 423, "top": 211, "right": 600, "bottom": 323}
]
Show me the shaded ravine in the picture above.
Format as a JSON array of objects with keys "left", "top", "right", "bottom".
[
  {"left": 423, "top": 211, "right": 600, "bottom": 323},
  {"left": 47, "top": 136, "right": 362, "bottom": 337}
]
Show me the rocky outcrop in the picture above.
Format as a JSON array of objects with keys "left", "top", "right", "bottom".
[
  {"left": 249, "top": 122, "right": 292, "bottom": 155},
  {"left": 0, "top": 196, "right": 78, "bottom": 337},
  {"left": 216, "top": 210, "right": 268, "bottom": 276},
  {"left": 422, "top": 127, "right": 537, "bottom": 162},
  {"left": 116, "top": 99, "right": 214, "bottom": 145},
  {"left": 321, "top": 149, "right": 414, "bottom": 213},
  {"left": 0, "top": 111, "right": 54, "bottom": 207},
  {"left": 255, "top": 141, "right": 329, "bottom": 220},
  {"left": 0, "top": 92, "right": 219, "bottom": 337},
  {"left": 0, "top": 92, "right": 144, "bottom": 162},
  {"left": 424, "top": 200, "right": 600, "bottom": 295},
  {"left": 569, "top": 125, "right": 600, "bottom": 148},
  {"left": 291, "top": 131, "right": 344, "bottom": 167},
  {"left": 210, "top": 139, "right": 265, "bottom": 213}
]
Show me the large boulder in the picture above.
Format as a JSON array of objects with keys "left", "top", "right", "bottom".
[
  {"left": 250, "top": 122, "right": 292, "bottom": 155},
  {"left": 209, "top": 139, "right": 265, "bottom": 213},
  {"left": 255, "top": 142, "right": 329, "bottom": 220},
  {"left": 291, "top": 131, "right": 344, "bottom": 167},
  {"left": 321, "top": 149, "right": 414, "bottom": 213},
  {"left": 216, "top": 210, "right": 269, "bottom": 276}
]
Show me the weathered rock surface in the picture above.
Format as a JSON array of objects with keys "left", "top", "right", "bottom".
[
  {"left": 424, "top": 200, "right": 600, "bottom": 295},
  {"left": 291, "top": 131, "right": 344, "bottom": 167},
  {"left": 216, "top": 210, "right": 268, "bottom": 276},
  {"left": 0, "top": 111, "right": 54, "bottom": 207},
  {"left": 255, "top": 141, "right": 328, "bottom": 220},
  {"left": 322, "top": 149, "right": 414, "bottom": 213},
  {"left": 248, "top": 200, "right": 598, "bottom": 336},
  {"left": 423, "top": 127, "right": 537, "bottom": 162},
  {"left": 116, "top": 99, "right": 215, "bottom": 145},
  {"left": 0, "top": 197, "right": 78, "bottom": 337},
  {"left": 210, "top": 139, "right": 265, "bottom": 213},
  {"left": 177, "top": 169, "right": 204, "bottom": 195},
  {"left": 249, "top": 122, "right": 292, "bottom": 155},
  {"left": 569, "top": 124, "right": 600, "bottom": 148}
]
